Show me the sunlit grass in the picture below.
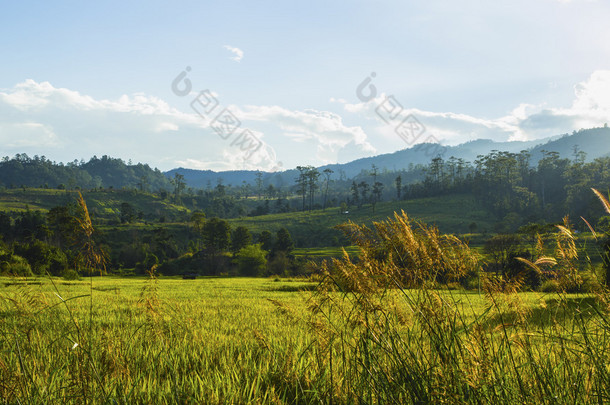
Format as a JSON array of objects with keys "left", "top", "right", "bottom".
[{"left": 1, "top": 275, "right": 607, "bottom": 403}]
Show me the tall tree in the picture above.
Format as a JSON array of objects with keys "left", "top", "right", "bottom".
[
  {"left": 372, "top": 181, "right": 384, "bottom": 212},
  {"left": 275, "top": 228, "right": 294, "bottom": 253},
  {"left": 395, "top": 175, "right": 402, "bottom": 200},
  {"left": 306, "top": 167, "right": 320, "bottom": 211},
  {"left": 358, "top": 181, "right": 369, "bottom": 206},
  {"left": 171, "top": 173, "right": 186, "bottom": 201},
  {"left": 323, "top": 168, "right": 334, "bottom": 209},
  {"left": 255, "top": 171, "right": 263, "bottom": 199},
  {"left": 231, "top": 226, "right": 252, "bottom": 256},
  {"left": 295, "top": 166, "right": 308, "bottom": 212},
  {"left": 258, "top": 230, "right": 274, "bottom": 252},
  {"left": 202, "top": 217, "right": 231, "bottom": 253},
  {"left": 351, "top": 181, "right": 359, "bottom": 207}
]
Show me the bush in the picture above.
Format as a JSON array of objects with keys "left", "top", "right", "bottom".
[
  {"left": 540, "top": 279, "right": 560, "bottom": 293},
  {"left": 235, "top": 244, "right": 268, "bottom": 277},
  {"left": 267, "top": 251, "right": 291, "bottom": 276},
  {"left": 62, "top": 269, "right": 81, "bottom": 281},
  {"left": 465, "top": 276, "right": 481, "bottom": 291},
  {"left": 0, "top": 254, "right": 34, "bottom": 277}
]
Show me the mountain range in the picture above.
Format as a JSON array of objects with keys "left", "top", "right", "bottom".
[{"left": 166, "top": 126, "right": 610, "bottom": 188}]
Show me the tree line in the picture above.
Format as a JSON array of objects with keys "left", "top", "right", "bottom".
[{"left": 0, "top": 196, "right": 303, "bottom": 278}]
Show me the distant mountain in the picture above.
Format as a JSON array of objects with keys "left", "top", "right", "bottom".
[
  {"left": 528, "top": 127, "right": 610, "bottom": 161},
  {"left": 164, "top": 168, "right": 262, "bottom": 189},
  {"left": 167, "top": 127, "right": 610, "bottom": 188},
  {"left": 315, "top": 137, "right": 552, "bottom": 179}
]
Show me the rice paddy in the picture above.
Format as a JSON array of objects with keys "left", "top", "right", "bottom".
[{"left": 1, "top": 275, "right": 609, "bottom": 403}]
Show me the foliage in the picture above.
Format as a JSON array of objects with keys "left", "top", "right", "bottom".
[
  {"left": 330, "top": 211, "right": 480, "bottom": 289},
  {"left": 0, "top": 253, "right": 33, "bottom": 276},
  {"left": 275, "top": 228, "right": 294, "bottom": 253},
  {"left": 62, "top": 268, "right": 81, "bottom": 280},
  {"left": 230, "top": 226, "right": 251, "bottom": 255},
  {"left": 202, "top": 217, "right": 231, "bottom": 253},
  {"left": 235, "top": 244, "right": 268, "bottom": 276},
  {"left": 0, "top": 153, "right": 171, "bottom": 190}
]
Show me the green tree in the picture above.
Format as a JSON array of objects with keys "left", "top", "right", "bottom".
[
  {"left": 275, "top": 228, "right": 294, "bottom": 253},
  {"left": 258, "top": 230, "right": 273, "bottom": 252},
  {"left": 203, "top": 217, "right": 231, "bottom": 253},
  {"left": 395, "top": 175, "right": 402, "bottom": 200},
  {"left": 351, "top": 181, "right": 359, "bottom": 207},
  {"left": 235, "top": 244, "right": 268, "bottom": 276},
  {"left": 190, "top": 211, "right": 206, "bottom": 234},
  {"left": 372, "top": 181, "right": 384, "bottom": 212},
  {"left": 322, "top": 168, "right": 333, "bottom": 209},
  {"left": 295, "top": 166, "right": 308, "bottom": 211},
  {"left": 307, "top": 167, "right": 320, "bottom": 211},
  {"left": 484, "top": 234, "right": 522, "bottom": 277},
  {"left": 171, "top": 173, "right": 186, "bottom": 201},
  {"left": 231, "top": 226, "right": 252, "bottom": 256},
  {"left": 120, "top": 202, "right": 135, "bottom": 224},
  {"left": 358, "top": 181, "right": 369, "bottom": 206},
  {"left": 255, "top": 171, "right": 263, "bottom": 199}
]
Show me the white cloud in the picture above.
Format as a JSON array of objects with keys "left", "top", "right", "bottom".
[
  {"left": 224, "top": 45, "right": 244, "bottom": 62},
  {"left": 0, "top": 122, "right": 58, "bottom": 148},
  {"left": 337, "top": 70, "right": 610, "bottom": 147},
  {"left": 232, "top": 104, "right": 376, "bottom": 163},
  {"left": 155, "top": 122, "right": 179, "bottom": 132},
  {"left": 0, "top": 79, "right": 370, "bottom": 170},
  {"left": 1, "top": 71, "right": 608, "bottom": 171}
]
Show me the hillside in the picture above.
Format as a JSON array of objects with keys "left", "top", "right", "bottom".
[
  {"left": 168, "top": 127, "right": 610, "bottom": 188},
  {"left": 0, "top": 187, "right": 495, "bottom": 249},
  {"left": 0, "top": 188, "right": 189, "bottom": 224},
  {"left": 0, "top": 155, "right": 171, "bottom": 191},
  {"left": 229, "top": 194, "right": 495, "bottom": 247},
  {"left": 529, "top": 127, "right": 610, "bottom": 161}
]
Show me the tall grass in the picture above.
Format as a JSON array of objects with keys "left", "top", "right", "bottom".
[
  {"left": 308, "top": 209, "right": 610, "bottom": 403},
  {"left": 0, "top": 277, "right": 323, "bottom": 403},
  {"left": 2, "top": 192, "right": 610, "bottom": 403}
]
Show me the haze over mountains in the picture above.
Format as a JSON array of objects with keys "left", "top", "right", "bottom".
[
  {"left": 166, "top": 126, "right": 610, "bottom": 188},
  {"left": 1, "top": 127, "right": 608, "bottom": 191}
]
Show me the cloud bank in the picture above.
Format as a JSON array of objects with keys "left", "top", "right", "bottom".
[
  {"left": 0, "top": 71, "right": 608, "bottom": 171},
  {"left": 336, "top": 70, "right": 610, "bottom": 147},
  {"left": 0, "top": 80, "right": 375, "bottom": 170}
]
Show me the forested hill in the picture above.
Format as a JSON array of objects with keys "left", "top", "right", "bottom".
[
  {"left": 0, "top": 154, "right": 171, "bottom": 191},
  {"left": 2, "top": 127, "right": 609, "bottom": 191},
  {"left": 528, "top": 127, "right": 610, "bottom": 161},
  {"left": 168, "top": 126, "right": 610, "bottom": 187}
]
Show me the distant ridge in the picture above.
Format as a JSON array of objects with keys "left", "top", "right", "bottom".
[{"left": 167, "top": 127, "right": 610, "bottom": 187}]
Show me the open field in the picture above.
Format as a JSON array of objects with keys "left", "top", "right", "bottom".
[
  {"left": 1, "top": 275, "right": 609, "bottom": 403},
  {"left": 292, "top": 246, "right": 360, "bottom": 258},
  {"left": 229, "top": 194, "right": 496, "bottom": 247},
  {"left": 0, "top": 188, "right": 190, "bottom": 221},
  {"left": 0, "top": 189, "right": 495, "bottom": 236}
]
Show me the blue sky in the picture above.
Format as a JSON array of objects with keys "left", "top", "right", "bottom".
[{"left": 1, "top": 0, "right": 609, "bottom": 171}]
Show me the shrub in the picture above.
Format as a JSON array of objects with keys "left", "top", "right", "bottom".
[
  {"left": 62, "top": 269, "right": 81, "bottom": 281},
  {"left": 0, "top": 254, "right": 33, "bottom": 277},
  {"left": 540, "top": 279, "right": 560, "bottom": 293},
  {"left": 235, "top": 244, "right": 268, "bottom": 277}
]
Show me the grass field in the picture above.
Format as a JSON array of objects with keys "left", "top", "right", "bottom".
[
  {"left": 229, "top": 194, "right": 496, "bottom": 247},
  {"left": 0, "top": 188, "right": 189, "bottom": 221},
  {"left": 2, "top": 275, "right": 609, "bottom": 403},
  {"left": 292, "top": 246, "right": 360, "bottom": 258},
  {"left": 1, "top": 188, "right": 498, "bottom": 250}
]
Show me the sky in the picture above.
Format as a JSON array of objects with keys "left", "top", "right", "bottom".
[{"left": 1, "top": 0, "right": 610, "bottom": 171}]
